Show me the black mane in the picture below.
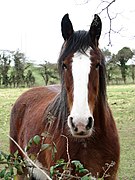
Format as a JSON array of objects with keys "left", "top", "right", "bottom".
[
  {"left": 61, "top": 30, "right": 92, "bottom": 56},
  {"left": 58, "top": 30, "right": 93, "bottom": 85},
  {"left": 58, "top": 30, "right": 91, "bottom": 72}
]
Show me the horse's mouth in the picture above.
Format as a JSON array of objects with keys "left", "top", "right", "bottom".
[{"left": 71, "top": 130, "right": 93, "bottom": 138}]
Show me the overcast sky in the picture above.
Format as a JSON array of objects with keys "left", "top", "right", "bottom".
[{"left": 0, "top": 0, "right": 135, "bottom": 64}]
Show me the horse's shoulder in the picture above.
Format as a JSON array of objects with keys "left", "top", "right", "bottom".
[
  {"left": 45, "top": 84, "right": 61, "bottom": 93},
  {"left": 13, "top": 85, "right": 60, "bottom": 107}
]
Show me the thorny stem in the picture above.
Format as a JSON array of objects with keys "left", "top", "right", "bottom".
[
  {"left": 61, "top": 135, "right": 71, "bottom": 166},
  {"left": 102, "top": 161, "right": 116, "bottom": 178},
  {"left": 60, "top": 135, "right": 71, "bottom": 179}
]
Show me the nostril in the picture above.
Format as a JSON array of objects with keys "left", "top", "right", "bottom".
[
  {"left": 70, "top": 117, "right": 74, "bottom": 127},
  {"left": 70, "top": 117, "right": 78, "bottom": 132},
  {"left": 69, "top": 116, "right": 73, "bottom": 122},
  {"left": 86, "top": 117, "right": 93, "bottom": 130}
]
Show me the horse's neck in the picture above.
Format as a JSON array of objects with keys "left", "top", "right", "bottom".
[{"left": 93, "top": 96, "right": 111, "bottom": 131}]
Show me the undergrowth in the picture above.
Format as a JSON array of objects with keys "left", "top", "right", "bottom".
[{"left": 0, "top": 134, "right": 114, "bottom": 180}]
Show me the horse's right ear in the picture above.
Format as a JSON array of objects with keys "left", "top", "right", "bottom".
[
  {"left": 89, "top": 14, "right": 102, "bottom": 47},
  {"left": 61, "top": 14, "right": 74, "bottom": 41}
]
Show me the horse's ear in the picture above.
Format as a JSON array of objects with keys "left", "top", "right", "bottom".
[
  {"left": 89, "top": 14, "right": 102, "bottom": 47},
  {"left": 61, "top": 14, "right": 74, "bottom": 41}
]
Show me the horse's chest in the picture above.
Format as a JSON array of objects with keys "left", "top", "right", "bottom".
[{"left": 70, "top": 141, "right": 103, "bottom": 171}]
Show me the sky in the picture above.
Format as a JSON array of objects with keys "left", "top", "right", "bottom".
[{"left": 0, "top": 0, "right": 135, "bottom": 64}]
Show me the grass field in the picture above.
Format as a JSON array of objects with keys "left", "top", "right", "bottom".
[{"left": 0, "top": 85, "right": 135, "bottom": 179}]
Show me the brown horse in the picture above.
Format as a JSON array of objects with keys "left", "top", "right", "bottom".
[{"left": 10, "top": 14, "right": 120, "bottom": 179}]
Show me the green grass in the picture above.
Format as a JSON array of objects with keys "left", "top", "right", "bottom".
[
  {"left": 0, "top": 88, "right": 28, "bottom": 152},
  {"left": 107, "top": 85, "right": 135, "bottom": 179},
  {"left": 0, "top": 85, "right": 135, "bottom": 179}
]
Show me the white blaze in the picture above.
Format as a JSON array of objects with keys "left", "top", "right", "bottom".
[{"left": 69, "top": 52, "right": 92, "bottom": 126}]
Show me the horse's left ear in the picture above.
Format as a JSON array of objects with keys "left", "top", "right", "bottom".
[
  {"left": 61, "top": 14, "right": 74, "bottom": 41},
  {"left": 89, "top": 14, "right": 102, "bottom": 47}
]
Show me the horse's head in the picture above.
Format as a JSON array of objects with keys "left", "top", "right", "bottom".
[{"left": 59, "top": 14, "right": 103, "bottom": 138}]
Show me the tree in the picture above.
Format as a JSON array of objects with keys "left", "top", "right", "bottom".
[
  {"left": 39, "top": 61, "right": 58, "bottom": 85},
  {"left": 102, "top": 48, "right": 111, "bottom": 62},
  {"left": 12, "top": 50, "right": 30, "bottom": 87},
  {"left": 8, "top": 71, "right": 16, "bottom": 88},
  {"left": 116, "top": 47, "right": 133, "bottom": 83},
  {"left": 131, "top": 65, "right": 135, "bottom": 83},
  {"left": 102, "top": 48, "right": 119, "bottom": 84},
  {"left": 131, "top": 50, "right": 135, "bottom": 83},
  {"left": 0, "top": 51, "right": 11, "bottom": 87},
  {"left": 13, "top": 50, "right": 26, "bottom": 87},
  {"left": 25, "top": 70, "right": 35, "bottom": 87},
  {"left": 102, "top": 48, "right": 112, "bottom": 84},
  {"left": 106, "top": 54, "right": 119, "bottom": 84}
]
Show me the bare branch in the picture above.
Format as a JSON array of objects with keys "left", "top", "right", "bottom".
[
  {"left": 60, "top": 135, "right": 71, "bottom": 179},
  {"left": 75, "top": 0, "right": 119, "bottom": 45},
  {"left": 97, "top": 0, "right": 120, "bottom": 46},
  {"left": 98, "top": 0, "right": 116, "bottom": 14},
  {"left": 61, "top": 135, "right": 71, "bottom": 165},
  {"left": 74, "top": 0, "right": 89, "bottom": 5}
]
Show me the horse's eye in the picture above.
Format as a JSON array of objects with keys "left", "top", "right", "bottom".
[
  {"left": 62, "top": 62, "right": 68, "bottom": 70},
  {"left": 95, "top": 63, "right": 100, "bottom": 69}
]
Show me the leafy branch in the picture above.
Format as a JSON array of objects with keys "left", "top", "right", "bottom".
[{"left": 0, "top": 134, "right": 116, "bottom": 179}]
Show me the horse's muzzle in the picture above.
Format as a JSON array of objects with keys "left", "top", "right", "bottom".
[{"left": 68, "top": 116, "right": 94, "bottom": 138}]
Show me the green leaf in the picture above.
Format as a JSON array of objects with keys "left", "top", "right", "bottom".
[
  {"left": 55, "top": 163, "right": 66, "bottom": 169},
  {"left": 0, "top": 169, "right": 6, "bottom": 178},
  {"left": 5, "top": 171, "right": 12, "bottom": 179},
  {"left": 81, "top": 175, "right": 91, "bottom": 180},
  {"left": 0, "top": 151, "right": 4, "bottom": 161},
  {"left": 25, "top": 138, "right": 34, "bottom": 151},
  {"left": 72, "top": 160, "right": 83, "bottom": 169},
  {"left": 29, "top": 154, "right": 36, "bottom": 161},
  {"left": 79, "top": 168, "right": 89, "bottom": 173},
  {"left": 71, "top": 160, "right": 88, "bottom": 173},
  {"left": 50, "top": 166, "right": 54, "bottom": 177},
  {"left": 51, "top": 142, "right": 57, "bottom": 160},
  {"left": 16, "top": 165, "right": 24, "bottom": 175},
  {"left": 13, "top": 150, "right": 19, "bottom": 158},
  {"left": 33, "top": 135, "right": 41, "bottom": 145},
  {"left": 52, "top": 142, "right": 57, "bottom": 153},
  {"left": 56, "top": 159, "right": 65, "bottom": 164},
  {"left": 9, "top": 167, "right": 14, "bottom": 176},
  {"left": 41, "top": 144, "right": 51, "bottom": 151},
  {"left": 41, "top": 132, "right": 51, "bottom": 137},
  {"left": 6, "top": 154, "right": 11, "bottom": 161},
  {"left": 28, "top": 138, "right": 33, "bottom": 146}
]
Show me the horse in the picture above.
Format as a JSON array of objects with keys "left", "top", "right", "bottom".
[{"left": 10, "top": 14, "right": 120, "bottom": 179}]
